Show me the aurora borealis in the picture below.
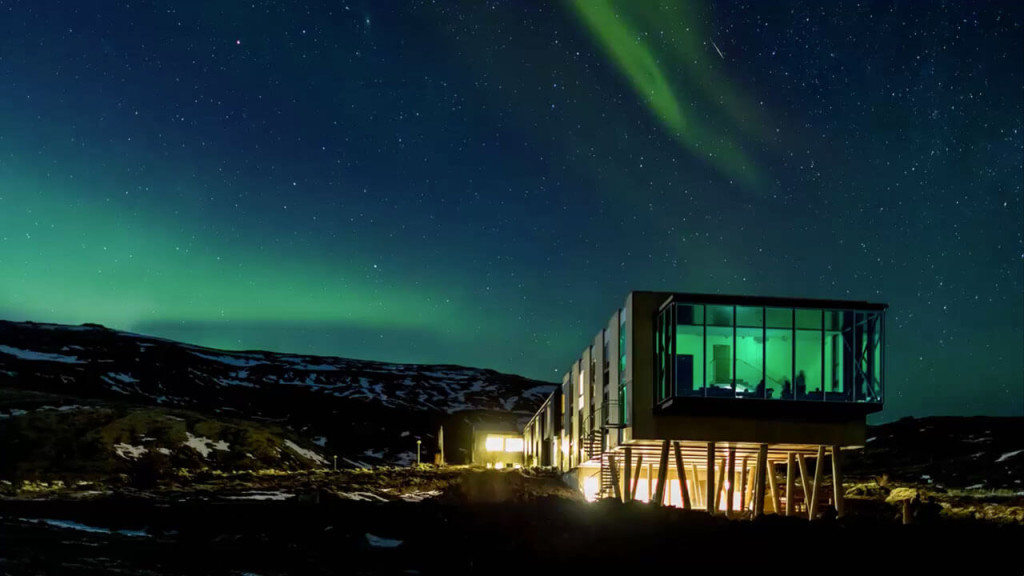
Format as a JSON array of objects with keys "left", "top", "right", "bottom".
[{"left": 0, "top": 1, "right": 1021, "bottom": 419}]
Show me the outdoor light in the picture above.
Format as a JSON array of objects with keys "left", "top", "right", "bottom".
[{"left": 485, "top": 435, "right": 504, "bottom": 452}]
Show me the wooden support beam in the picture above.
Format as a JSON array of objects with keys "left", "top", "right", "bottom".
[
  {"left": 631, "top": 453, "right": 643, "bottom": 502},
  {"left": 785, "top": 453, "right": 795, "bottom": 517},
  {"left": 623, "top": 447, "right": 632, "bottom": 503},
  {"left": 766, "top": 460, "right": 781, "bottom": 514},
  {"left": 673, "top": 442, "right": 691, "bottom": 510},
  {"left": 832, "top": 445, "right": 845, "bottom": 518},
  {"left": 797, "top": 453, "right": 811, "bottom": 514},
  {"left": 753, "top": 444, "right": 768, "bottom": 518},
  {"left": 609, "top": 454, "right": 622, "bottom": 501},
  {"left": 647, "top": 463, "right": 653, "bottom": 503},
  {"left": 653, "top": 440, "right": 670, "bottom": 506},
  {"left": 740, "top": 456, "right": 750, "bottom": 511},
  {"left": 809, "top": 446, "right": 825, "bottom": 520},
  {"left": 691, "top": 463, "right": 703, "bottom": 508},
  {"left": 726, "top": 447, "right": 736, "bottom": 517},
  {"left": 706, "top": 442, "right": 716, "bottom": 514},
  {"left": 714, "top": 457, "right": 727, "bottom": 512}
]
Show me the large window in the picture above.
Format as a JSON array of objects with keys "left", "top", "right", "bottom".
[
  {"left": 675, "top": 304, "right": 704, "bottom": 397},
  {"left": 655, "top": 300, "right": 883, "bottom": 406},
  {"left": 735, "top": 306, "right": 764, "bottom": 398},
  {"left": 765, "top": 307, "right": 792, "bottom": 400},
  {"left": 795, "top": 309, "right": 823, "bottom": 400},
  {"left": 825, "top": 311, "right": 848, "bottom": 401},
  {"left": 705, "top": 305, "right": 734, "bottom": 398}
]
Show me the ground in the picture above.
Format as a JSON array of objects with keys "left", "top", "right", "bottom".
[{"left": 2, "top": 467, "right": 1022, "bottom": 575}]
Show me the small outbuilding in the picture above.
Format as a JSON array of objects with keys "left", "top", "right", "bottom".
[{"left": 470, "top": 421, "right": 524, "bottom": 469}]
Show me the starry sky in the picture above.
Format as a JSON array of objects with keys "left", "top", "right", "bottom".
[{"left": 0, "top": 1, "right": 1021, "bottom": 420}]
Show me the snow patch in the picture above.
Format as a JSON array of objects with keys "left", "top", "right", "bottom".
[
  {"left": 337, "top": 492, "right": 387, "bottom": 502},
  {"left": 283, "top": 439, "right": 327, "bottom": 465},
  {"left": 312, "top": 436, "right": 328, "bottom": 447},
  {"left": 363, "top": 449, "right": 384, "bottom": 459},
  {"left": 223, "top": 491, "right": 294, "bottom": 501},
  {"left": 365, "top": 533, "right": 403, "bottom": 548},
  {"left": 399, "top": 490, "right": 442, "bottom": 502},
  {"left": 996, "top": 449, "right": 1024, "bottom": 463},
  {"left": 113, "top": 443, "right": 148, "bottom": 460},
  {"left": 191, "top": 351, "right": 266, "bottom": 367},
  {"left": 106, "top": 372, "right": 138, "bottom": 384},
  {"left": 865, "top": 437, "right": 876, "bottom": 443},
  {"left": 19, "top": 518, "right": 148, "bottom": 537},
  {"left": 0, "top": 345, "right": 85, "bottom": 364},
  {"left": 182, "top": 433, "right": 229, "bottom": 458}
]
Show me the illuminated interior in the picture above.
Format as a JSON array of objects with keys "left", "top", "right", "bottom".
[
  {"left": 485, "top": 434, "right": 524, "bottom": 453},
  {"left": 657, "top": 302, "right": 883, "bottom": 403}
]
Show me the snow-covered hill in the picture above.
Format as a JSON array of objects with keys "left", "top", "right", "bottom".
[{"left": 0, "top": 320, "right": 556, "bottom": 466}]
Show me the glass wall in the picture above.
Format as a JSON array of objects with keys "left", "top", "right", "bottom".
[
  {"left": 657, "top": 300, "right": 883, "bottom": 405},
  {"left": 705, "top": 305, "right": 734, "bottom": 398},
  {"left": 675, "top": 304, "right": 704, "bottom": 397},
  {"left": 825, "top": 311, "right": 848, "bottom": 401},
  {"left": 765, "top": 308, "right": 792, "bottom": 400},
  {"left": 795, "top": 309, "right": 823, "bottom": 400},
  {"left": 735, "top": 306, "right": 764, "bottom": 398}
]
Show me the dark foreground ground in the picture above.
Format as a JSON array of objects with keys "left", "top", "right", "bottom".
[{"left": 3, "top": 470, "right": 1023, "bottom": 576}]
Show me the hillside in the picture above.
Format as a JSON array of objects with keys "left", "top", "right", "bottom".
[{"left": 0, "top": 320, "right": 556, "bottom": 469}]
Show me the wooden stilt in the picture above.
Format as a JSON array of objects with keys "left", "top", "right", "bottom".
[
  {"left": 631, "top": 453, "right": 643, "bottom": 502},
  {"left": 797, "top": 453, "right": 811, "bottom": 514},
  {"left": 726, "top": 447, "right": 736, "bottom": 517},
  {"left": 706, "top": 442, "right": 716, "bottom": 514},
  {"left": 714, "top": 457, "right": 727, "bottom": 512},
  {"left": 691, "top": 463, "right": 703, "bottom": 508},
  {"left": 623, "top": 447, "right": 632, "bottom": 503},
  {"left": 673, "top": 442, "right": 691, "bottom": 510},
  {"left": 832, "top": 445, "right": 845, "bottom": 518},
  {"left": 740, "top": 456, "right": 750, "bottom": 511},
  {"left": 653, "top": 440, "right": 670, "bottom": 506},
  {"left": 753, "top": 444, "right": 768, "bottom": 518},
  {"left": 646, "top": 462, "right": 653, "bottom": 503},
  {"left": 809, "top": 446, "right": 825, "bottom": 520},
  {"left": 766, "top": 460, "right": 781, "bottom": 514},
  {"left": 785, "top": 452, "right": 795, "bottom": 517},
  {"left": 609, "top": 454, "right": 622, "bottom": 501}
]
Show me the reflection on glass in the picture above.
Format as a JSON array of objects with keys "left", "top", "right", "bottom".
[
  {"left": 675, "top": 304, "right": 704, "bottom": 397},
  {"left": 765, "top": 308, "right": 792, "bottom": 399},
  {"left": 795, "top": 309, "right": 823, "bottom": 400},
  {"left": 735, "top": 306, "right": 764, "bottom": 398}
]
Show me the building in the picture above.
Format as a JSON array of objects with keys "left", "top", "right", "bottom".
[
  {"left": 470, "top": 421, "right": 526, "bottom": 469},
  {"left": 522, "top": 291, "right": 885, "bottom": 518}
]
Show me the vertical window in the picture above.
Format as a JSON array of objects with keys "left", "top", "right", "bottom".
[
  {"left": 619, "top": 310, "right": 628, "bottom": 425},
  {"left": 735, "top": 306, "right": 765, "bottom": 398},
  {"left": 765, "top": 307, "right": 793, "bottom": 400},
  {"left": 705, "top": 305, "right": 734, "bottom": 397},
  {"left": 825, "top": 310, "right": 849, "bottom": 401},
  {"left": 795, "top": 309, "right": 823, "bottom": 400},
  {"left": 674, "top": 304, "right": 704, "bottom": 397}
]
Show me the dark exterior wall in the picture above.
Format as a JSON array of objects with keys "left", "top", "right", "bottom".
[{"left": 626, "top": 291, "right": 672, "bottom": 441}]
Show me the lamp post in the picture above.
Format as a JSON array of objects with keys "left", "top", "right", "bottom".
[
  {"left": 333, "top": 455, "right": 337, "bottom": 472},
  {"left": 416, "top": 439, "right": 421, "bottom": 466}
]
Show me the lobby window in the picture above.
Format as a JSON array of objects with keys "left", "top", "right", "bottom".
[
  {"left": 825, "top": 310, "right": 849, "bottom": 401},
  {"left": 619, "top": 310, "right": 628, "bottom": 425},
  {"left": 705, "top": 305, "right": 734, "bottom": 397},
  {"left": 795, "top": 309, "right": 823, "bottom": 400},
  {"left": 675, "top": 304, "right": 704, "bottom": 397},
  {"left": 735, "top": 306, "right": 765, "bottom": 398},
  {"left": 765, "top": 307, "right": 793, "bottom": 399}
]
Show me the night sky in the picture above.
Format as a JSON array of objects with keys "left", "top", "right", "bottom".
[{"left": 1, "top": 1, "right": 1021, "bottom": 420}]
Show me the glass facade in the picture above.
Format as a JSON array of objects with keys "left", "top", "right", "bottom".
[{"left": 655, "top": 299, "right": 884, "bottom": 405}]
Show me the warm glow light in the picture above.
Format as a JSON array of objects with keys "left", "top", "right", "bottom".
[
  {"left": 504, "top": 437, "right": 524, "bottom": 452},
  {"left": 583, "top": 475, "right": 600, "bottom": 502},
  {"left": 485, "top": 435, "right": 504, "bottom": 452},
  {"left": 494, "top": 462, "right": 505, "bottom": 469}
]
